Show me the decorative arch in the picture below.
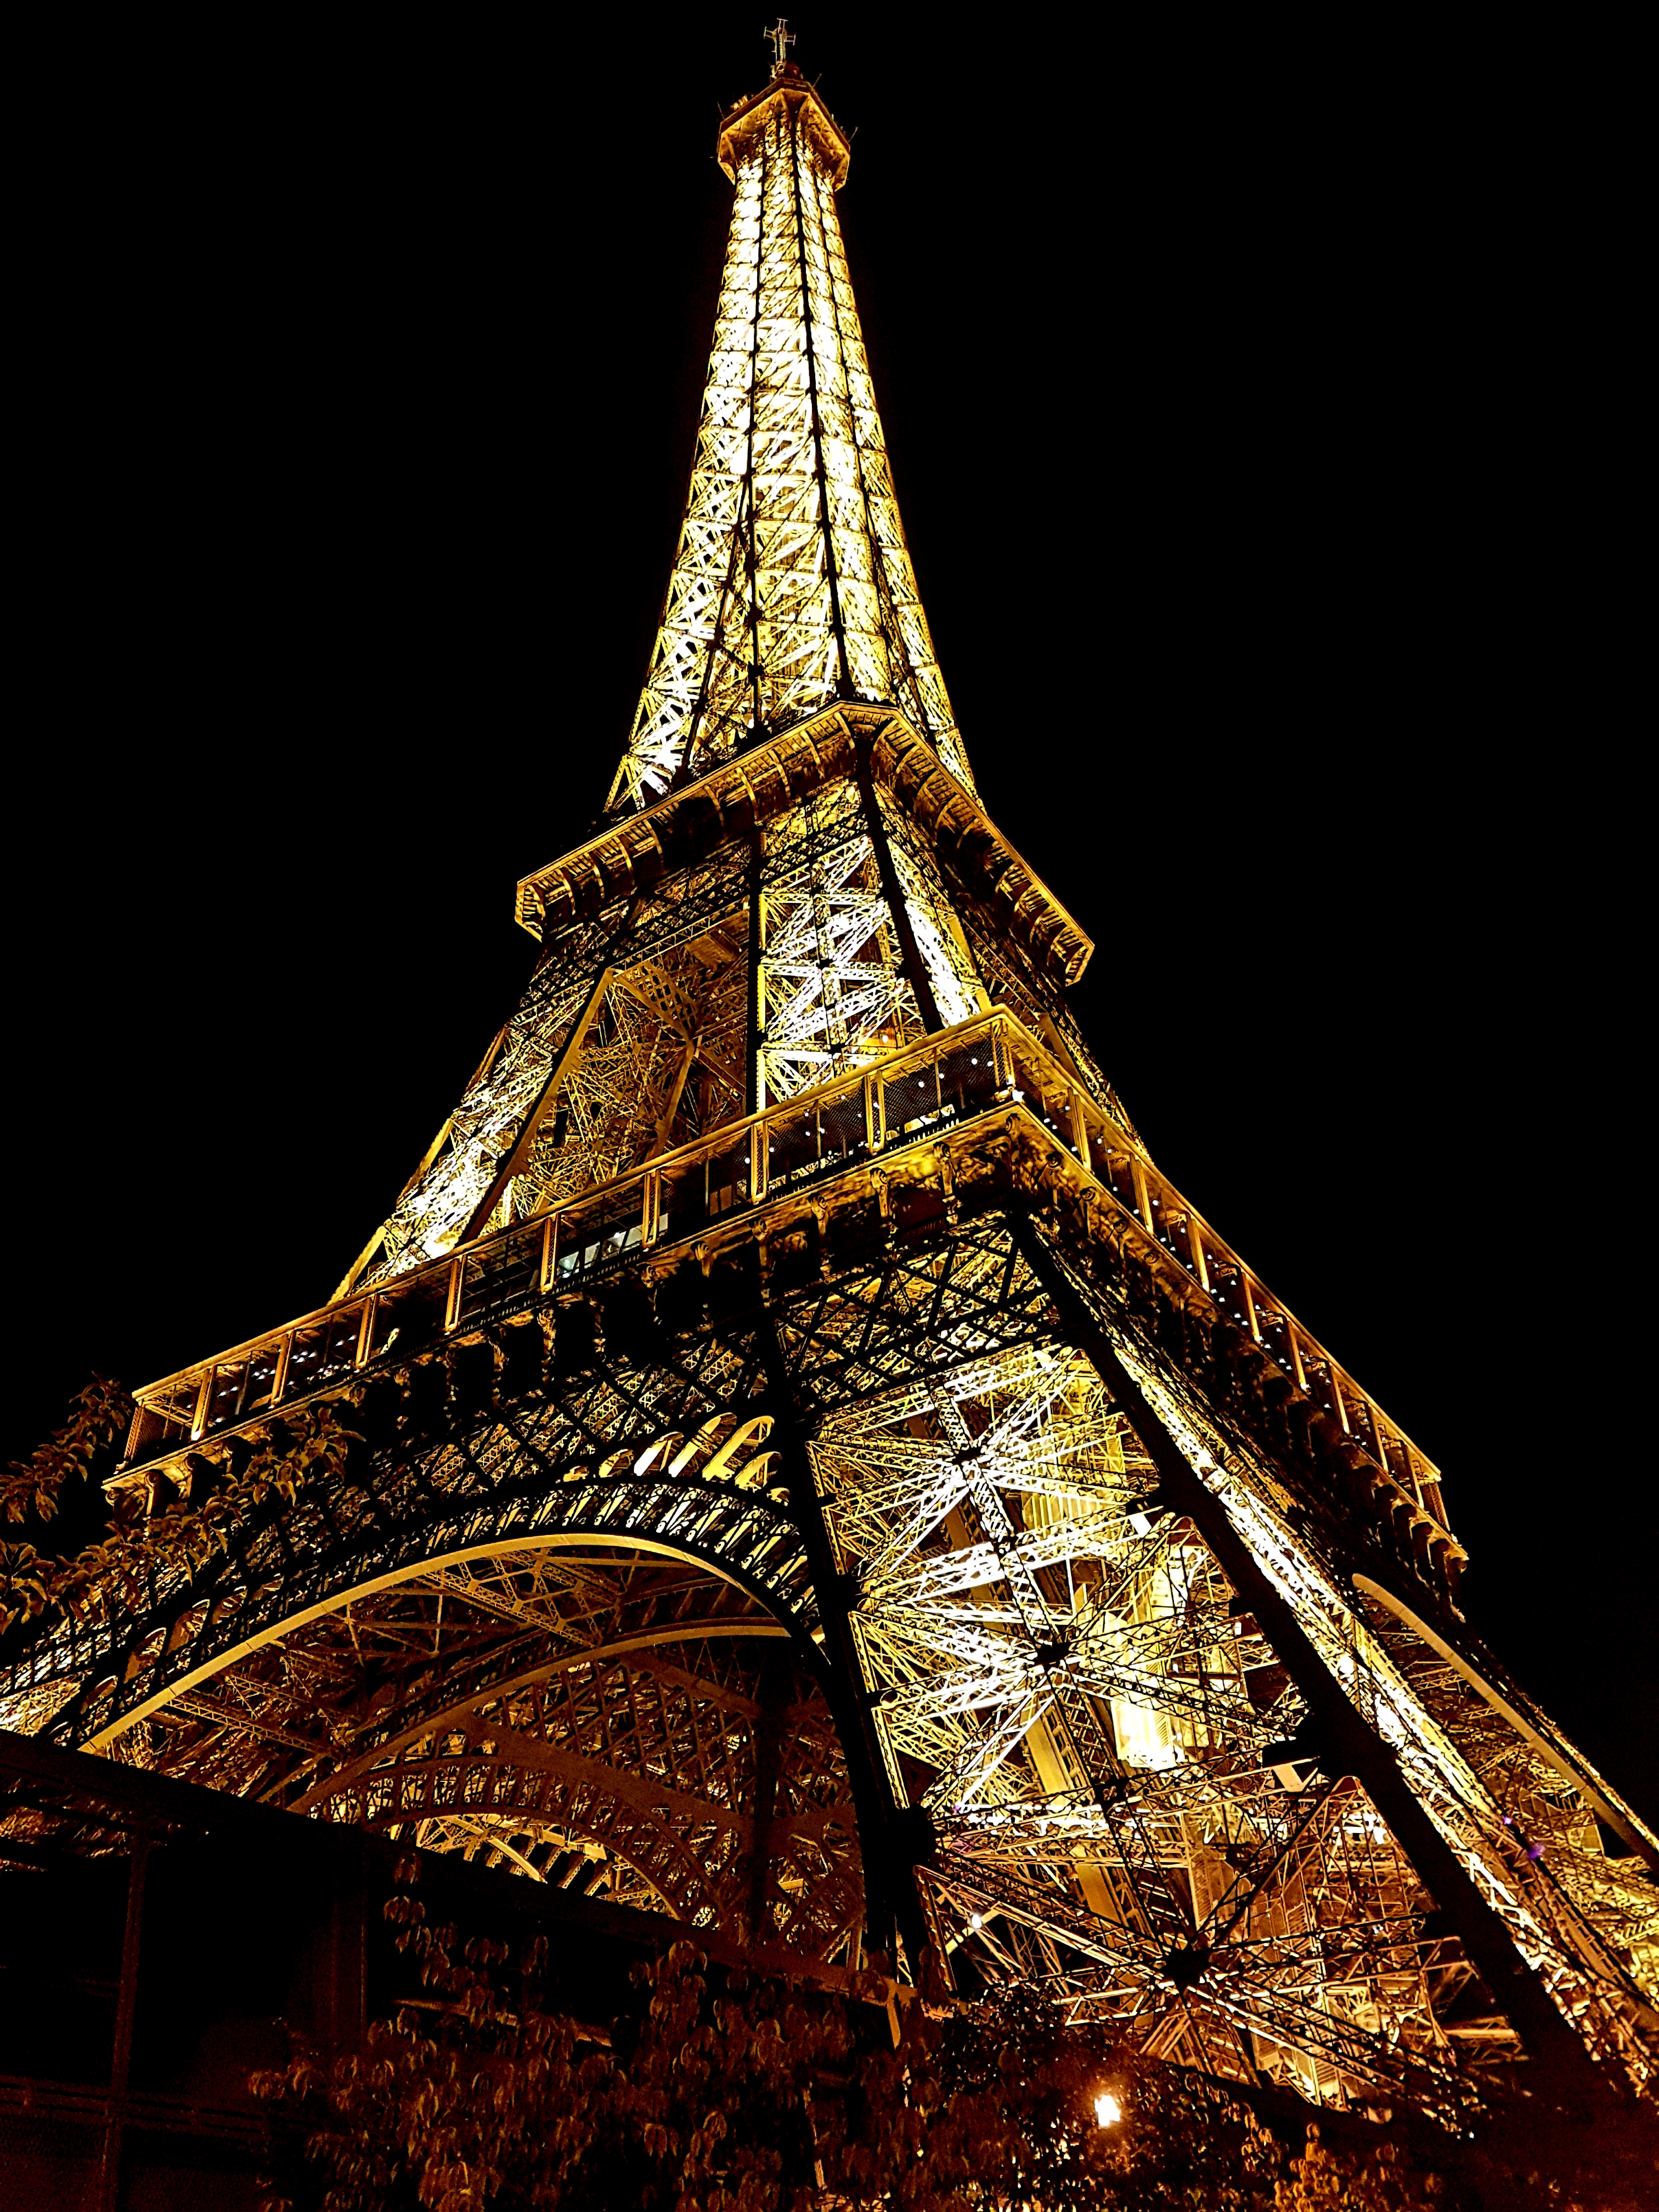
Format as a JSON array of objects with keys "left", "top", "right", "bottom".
[
  {"left": 303, "top": 1661, "right": 862, "bottom": 1956},
  {"left": 8, "top": 1395, "right": 869, "bottom": 1961},
  {"left": 41, "top": 1398, "right": 817, "bottom": 1757}
]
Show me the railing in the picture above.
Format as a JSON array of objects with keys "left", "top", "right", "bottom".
[{"left": 118, "top": 1008, "right": 1446, "bottom": 1527}]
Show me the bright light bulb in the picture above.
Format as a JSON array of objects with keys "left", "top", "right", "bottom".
[
  {"left": 1093, "top": 2092, "right": 1122, "bottom": 2128},
  {"left": 968, "top": 1911, "right": 983, "bottom": 1930}
]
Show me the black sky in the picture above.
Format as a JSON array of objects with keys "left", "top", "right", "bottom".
[{"left": 11, "top": 18, "right": 1651, "bottom": 1817}]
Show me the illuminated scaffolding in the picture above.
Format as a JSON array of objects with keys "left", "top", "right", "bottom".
[{"left": 5, "top": 48, "right": 1655, "bottom": 2124}]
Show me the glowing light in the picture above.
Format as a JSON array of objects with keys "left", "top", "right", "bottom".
[
  {"left": 968, "top": 1911, "right": 983, "bottom": 1930},
  {"left": 1094, "top": 2092, "right": 1122, "bottom": 2128},
  {"left": 607, "top": 77, "right": 972, "bottom": 816}
]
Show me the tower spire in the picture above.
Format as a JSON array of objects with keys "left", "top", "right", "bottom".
[
  {"left": 606, "top": 64, "right": 972, "bottom": 816},
  {"left": 763, "top": 16, "right": 795, "bottom": 74}
]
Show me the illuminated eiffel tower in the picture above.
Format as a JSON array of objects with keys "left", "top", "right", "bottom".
[{"left": 6, "top": 42, "right": 1654, "bottom": 2120}]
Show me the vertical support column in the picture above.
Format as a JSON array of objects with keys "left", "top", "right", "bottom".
[
  {"left": 1186, "top": 1217, "right": 1212, "bottom": 1291},
  {"left": 746, "top": 829, "right": 766, "bottom": 1119},
  {"left": 746, "top": 1651, "right": 792, "bottom": 1948},
  {"left": 1367, "top": 1406, "right": 1396, "bottom": 1478},
  {"left": 1285, "top": 1325, "right": 1309, "bottom": 1392},
  {"left": 99, "top": 1832, "right": 151, "bottom": 2212},
  {"left": 1066, "top": 1094, "right": 1092, "bottom": 1172},
  {"left": 324, "top": 1832, "right": 368, "bottom": 2056},
  {"left": 353, "top": 1295, "right": 377, "bottom": 1370},
  {"left": 991, "top": 1021, "right": 1017, "bottom": 1099},
  {"left": 788, "top": 106, "right": 851, "bottom": 696},
  {"left": 854, "top": 740, "right": 943, "bottom": 1036},
  {"left": 1131, "top": 1157, "right": 1157, "bottom": 1238},
  {"left": 758, "top": 1333, "right": 928, "bottom": 1983},
  {"left": 1008, "top": 1212, "right": 1613, "bottom": 2109}
]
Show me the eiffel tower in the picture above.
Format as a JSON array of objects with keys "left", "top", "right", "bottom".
[{"left": 5, "top": 40, "right": 1654, "bottom": 2124}]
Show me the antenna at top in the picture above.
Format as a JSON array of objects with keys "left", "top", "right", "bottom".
[{"left": 763, "top": 16, "right": 795, "bottom": 73}]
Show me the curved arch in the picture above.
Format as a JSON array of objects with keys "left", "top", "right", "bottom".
[
  {"left": 412, "top": 1814, "right": 684, "bottom": 1920},
  {"left": 427, "top": 1819, "right": 557, "bottom": 1886},
  {"left": 266, "top": 1573, "right": 865, "bottom": 1956},
  {"left": 46, "top": 1519, "right": 867, "bottom": 1960},
  {"left": 55, "top": 1465, "right": 817, "bottom": 1753},
  {"left": 1355, "top": 1575, "right": 1658, "bottom": 1870},
  {"left": 290, "top": 1628, "right": 787, "bottom": 1814},
  {"left": 81, "top": 1526, "right": 809, "bottom": 1753},
  {"left": 29, "top": 1362, "right": 815, "bottom": 1746},
  {"left": 290, "top": 1619, "right": 791, "bottom": 1812},
  {"left": 349, "top": 1724, "right": 744, "bottom": 1926}
]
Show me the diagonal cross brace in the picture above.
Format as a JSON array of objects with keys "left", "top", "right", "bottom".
[{"left": 1009, "top": 1210, "right": 1616, "bottom": 2111}]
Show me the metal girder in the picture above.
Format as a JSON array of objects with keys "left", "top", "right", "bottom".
[
  {"left": 15, "top": 1135, "right": 1657, "bottom": 2110},
  {"left": 609, "top": 70, "right": 969, "bottom": 816},
  {"left": 1005, "top": 1217, "right": 1654, "bottom": 2103},
  {"left": 7, "top": 53, "right": 1654, "bottom": 2135}
]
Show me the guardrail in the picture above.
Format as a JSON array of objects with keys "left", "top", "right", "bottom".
[{"left": 118, "top": 1008, "right": 1446, "bottom": 1529}]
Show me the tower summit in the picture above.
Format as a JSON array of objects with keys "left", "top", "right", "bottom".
[
  {"left": 609, "top": 50, "right": 970, "bottom": 817},
  {"left": 5, "top": 42, "right": 1655, "bottom": 2132}
]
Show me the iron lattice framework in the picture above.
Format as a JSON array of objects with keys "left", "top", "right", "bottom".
[
  {"left": 5, "top": 54, "right": 1656, "bottom": 2128},
  {"left": 605, "top": 67, "right": 970, "bottom": 816}
]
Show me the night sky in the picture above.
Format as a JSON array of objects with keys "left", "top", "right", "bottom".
[{"left": 12, "top": 19, "right": 1650, "bottom": 1819}]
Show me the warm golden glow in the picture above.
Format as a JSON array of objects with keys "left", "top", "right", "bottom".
[
  {"left": 14, "top": 59, "right": 1651, "bottom": 2143},
  {"left": 607, "top": 75, "right": 970, "bottom": 816}
]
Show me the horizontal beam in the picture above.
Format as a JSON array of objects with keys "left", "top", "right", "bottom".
[
  {"left": 113, "top": 1006, "right": 1441, "bottom": 1533},
  {"left": 515, "top": 702, "right": 1093, "bottom": 988}
]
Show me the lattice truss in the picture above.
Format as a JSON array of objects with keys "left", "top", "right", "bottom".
[
  {"left": 1120, "top": 1327, "right": 1658, "bottom": 2096},
  {"left": 1358, "top": 1604, "right": 1659, "bottom": 2006},
  {"left": 69, "top": 1536, "right": 860, "bottom": 1961},
  {"left": 9, "top": 1157, "right": 1656, "bottom": 2113},
  {"left": 606, "top": 79, "right": 971, "bottom": 817},
  {"left": 810, "top": 1336, "right": 1658, "bottom": 2111},
  {"left": 354, "top": 908, "right": 630, "bottom": 1290},
  {"left": 759, "top": 781, "right": 978, "bottom": 1107},
  {"left": 516, "top": 916, "right": 750, "bottom": 1218},
  {"left": 351, "top": 843, "right": 764, "bottom": 1291},
  {"left": 877, "top": 798, "right": 992, "bottom": 1035},
  {"left": 17, "top": 71, "right": 1652, "bottom": 2136},
  {"left": 346, "top": 778, "right": 985, "bottom": 1293}
]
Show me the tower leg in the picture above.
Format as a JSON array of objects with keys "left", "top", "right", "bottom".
[
  {"left": 763, "top": 1345, "right": 930, "bottom": 1978},
  {"left": 1011, "top": 1212, "right": 1617, "bottom": 2111}
]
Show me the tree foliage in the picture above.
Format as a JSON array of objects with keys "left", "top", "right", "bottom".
[
  {"left": 3, "top": 1382, "right": 1653, "bottom": 2208},
  {"left": 252, "top": 1853, "right": 1278, "bottom": 2209},
  {"left": 0, "top": 1393, "right": 352, "bottom": 1638},
  {"left": 0, "top": 1374, "right": 133, "bottom": 1635},
  {"left": 249, "top": 1859, "right": 1659, "bottom": 2210},
  {"left": 0, "top": 1373, "right": 131, "bottom": 1528}
]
